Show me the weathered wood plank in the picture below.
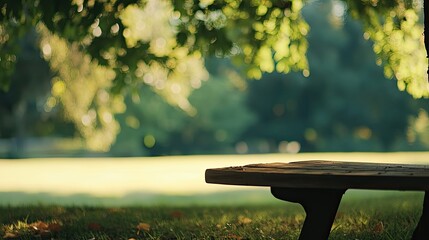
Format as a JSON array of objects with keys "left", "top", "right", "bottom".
[{"left": 205, "top": 160, "right": 429, "bottom": 191}]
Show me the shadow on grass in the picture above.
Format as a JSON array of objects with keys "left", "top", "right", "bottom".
[
  {"left": 0, "top": 189, "right": 281, "bottom": 206},
  {"left": 0, "top": 189, "right": 424, "bottom": 207}
]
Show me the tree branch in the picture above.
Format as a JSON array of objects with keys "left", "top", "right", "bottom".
[{"left": 425, "top": 0, "right": 429, "bottom": 80}]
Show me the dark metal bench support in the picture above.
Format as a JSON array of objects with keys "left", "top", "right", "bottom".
[
  {"left": 412, "top": 191, "right": 429, "bottom": 240},
  {"left": 271, "top": 187, "right": 345, "bottom": 240}
]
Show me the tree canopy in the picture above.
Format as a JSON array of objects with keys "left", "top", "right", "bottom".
[
  {"left": 242, "top": 2, "right": 429, "bottom": 153},
  {"left": 0, "top": 0, "right": 427, "bottom": 151}
]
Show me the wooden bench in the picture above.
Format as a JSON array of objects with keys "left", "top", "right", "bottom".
[{"left": 205, "top": 160, "right": 429, "bottom": 240}]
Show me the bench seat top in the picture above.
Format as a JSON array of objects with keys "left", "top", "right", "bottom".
[{"left": 205, "top": 160, "right": 429, "bottom": 191}]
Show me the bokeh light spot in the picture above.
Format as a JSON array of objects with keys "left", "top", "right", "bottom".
[{"left": 144, "top": 135, "right": 156, "bottom": 148}]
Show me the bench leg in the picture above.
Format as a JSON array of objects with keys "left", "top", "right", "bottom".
[
  {"left": 412, "top": 191, "right": 429, "bottom": 240},
  {"left": 271, "top": 187, "right": 345, "bottom": 240}
]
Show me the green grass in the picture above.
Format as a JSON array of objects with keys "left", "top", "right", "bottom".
[
  {"left": 1, "top": 153, "right": 427, "bottom": 239},
  {"left": 0, "top": 190, "right": 282, "bottom": 207},
  {"left": 0, "top": 192, "right": 424, "bottom": 240}
]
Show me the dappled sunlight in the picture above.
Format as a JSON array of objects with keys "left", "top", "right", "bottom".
[
  {"left": 407, "top": 110, "right": 429, "bottom": 146},
  {"left": 0, "top": 153, "right": 428, "bottom": 198},
  {"left": 36, "top": 1, "right": 210, "bottom": 149},
  {"left": 39, "top": 26, "right": 122, "bottom": 151},
  {"left": 346, "top": 0, "right": 429, "bottom": 97},
  {"left": 118, "top": 0, "right": 210, "bottom": 115},
  {"left": 120, "top": 1, "right": 174, "bottom": 50}
]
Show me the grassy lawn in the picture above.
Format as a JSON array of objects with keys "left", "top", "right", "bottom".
[
  {"left": 1, "top": 152, "right": 428, "bottom": 198},
  {"left": 1, "top": 153, "right": 428, "bottom": 239},
  {"left": 0, "top": 192, "right": 424, "bottom": 240}
]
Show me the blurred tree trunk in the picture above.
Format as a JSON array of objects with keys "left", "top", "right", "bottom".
[
  {"left": 9, "top": 100, "right": 27, "bottom": 158},
  {"left": 425, "top": 0, "right": 428, "bottom": 79},
  {"left": 420, "top": 13, "right": 429, "bottom": 239}
]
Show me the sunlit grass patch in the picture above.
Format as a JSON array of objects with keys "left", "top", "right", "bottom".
[{"left": 1, "top": 152, "right": 428, "bottom": 198}]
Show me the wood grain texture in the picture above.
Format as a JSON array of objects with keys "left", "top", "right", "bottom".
[{"left": 205, "top": 160, "right": 429, "bottom": 190}]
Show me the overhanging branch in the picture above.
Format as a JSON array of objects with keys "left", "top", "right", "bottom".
[{"left": 425, "top": 0, "right": 429, "bottom": 79}]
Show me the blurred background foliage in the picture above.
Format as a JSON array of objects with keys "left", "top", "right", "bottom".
[{"left": 0, "top": 0, "right": 428, "bottom": 157}]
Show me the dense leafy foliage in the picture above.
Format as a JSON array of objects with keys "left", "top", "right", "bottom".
[
  {"left": 0, "top": 0, "right": 308, "bottom": 90},
  {"left": 1, "top": 0, "right": 426, "bottom": 93},
  {"left": 241, "top": 1, "right": 429, "bottom": 153},
  {"left": 346, "top": 0, "right": 428, "bottom": 98}
]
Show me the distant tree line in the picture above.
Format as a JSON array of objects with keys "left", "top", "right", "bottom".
[{"left": 110, "top": 2, "right": 429, "bottom": 155}]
